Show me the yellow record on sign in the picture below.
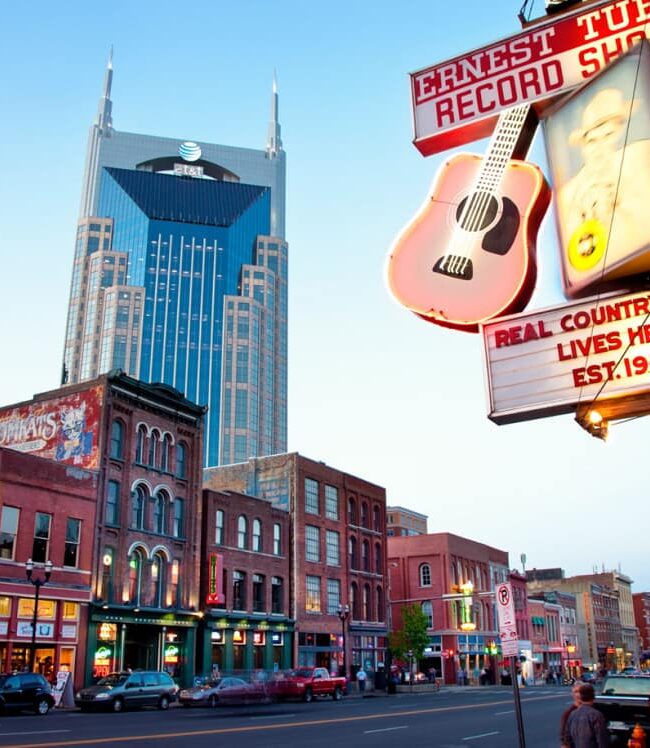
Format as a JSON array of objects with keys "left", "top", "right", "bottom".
[{"left": 568, "top": 218, "right": 607, "bottom": 271}]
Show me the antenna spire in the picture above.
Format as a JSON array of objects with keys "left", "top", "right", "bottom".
[
  {"left": 266, "top": 70, "right": 282, "bottom": 158},
  {"left": 96, "top": 47, "right": 114, "bottom": 134}
]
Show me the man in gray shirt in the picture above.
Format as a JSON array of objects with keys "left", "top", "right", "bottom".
[{"left": 562, "top": 683, "right": 609, "bottom": 748}]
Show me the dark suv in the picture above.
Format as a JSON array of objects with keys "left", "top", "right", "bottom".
[
  {"left": 75, "top": 671, "right": 179, "bottom": 712},
  {"left": 0, "top": 672, "right": 55, "bottom": 715}
]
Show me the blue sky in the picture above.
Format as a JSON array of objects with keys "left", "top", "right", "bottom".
[{"left": 1, "top": 0, "right": 647, "bottom": 590}]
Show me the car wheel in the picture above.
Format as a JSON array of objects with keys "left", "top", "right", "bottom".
[
  {"left": 158, "top": 695, "right": 170, "bottom": 710},
  {"left": 208, "top": 695, "right": 218, "bottom": 708},
  {"left": 35, "top": 698, "right": 51, "bottom": 716},
  {"left": 112, "top": 698, "right": 124, "bottom": 713},
  {"left": 332, "top": 687, "right": 342, "bottom": 701},
  {"left": 303, "top": 687, "right": 313, "bottom": 703}
]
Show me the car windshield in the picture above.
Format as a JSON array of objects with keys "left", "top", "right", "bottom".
[
  {"left": 601, "top": 676, "right": 650, "bottom": 696},
  {"left": 97, "top": 674, "right": 129, "bottom": 687},
  {"left": 290, "top": 669, "right": 314, "bottom": 678}
]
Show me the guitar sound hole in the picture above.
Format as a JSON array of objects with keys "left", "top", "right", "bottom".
[{"left": 457, "top": 192, "right": 499, "bottom": 231}]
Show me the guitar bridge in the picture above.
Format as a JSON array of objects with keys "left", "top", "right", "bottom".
[{"left": 432, "top": 255, "right": 473, "bottom": 280}]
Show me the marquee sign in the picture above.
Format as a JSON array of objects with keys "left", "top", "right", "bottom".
[
  {"left": 411, "top": 0, "right": 650, "bottom": 155},
  {"left": 482, "top": 288, "right": 650, "bottom": 422},
  {"left": 205, "top": 553, "right": 224, "bottom": 605}
]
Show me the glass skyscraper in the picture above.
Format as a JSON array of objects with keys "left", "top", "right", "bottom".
[{"left": 63, "top": 53, "right": 287, "bottom": 466}]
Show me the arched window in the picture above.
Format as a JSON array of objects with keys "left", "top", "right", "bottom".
[
  {"left": 153, "top": 493, "right": 167, "bottom": 535},
  {"left": 419, "top": 563, "right": 432, "bottom": 587},
  {"left": 99, "top": 547, "right": 114, "bottom": 602},
  {"left": 422, "top": 600, "right": 433, "bottom": 628},
  {"left": 160, "top": 434, "right": 172, "bottom": 472},
  {"left": 151, "top": 553, "right": 166, "bottom": 608},
  {"left": 350, "top": 582, "right": 359, "bottom": 620},
  {"left": 135, "top": 425, "right": 147, "bottom": 463},
  {"left": 252, "top": 519, "right": 262, "bottom": 552},
  {"left": 237, "top": 516, "right": 248, "bottom": 549},
  {"left": 128, "top": 548, "right": 145, "bottom": 604},
  {"left": 131, "top": 485, "right": 146, "bottom": 530},
  {"left": 148, "top": 430, "right": 159, "bottom": 467},
  {"left": 361, "top": 502, "right": 369, "bottom": 528},
  {"left": 273, "top": 523, "right": 281, "bottom": 555},
  {"left": 172, "top": 498, "right": 184, "bottom": 538},
  {"left": 348, "top": 498, "right": 356, "bottom": 525},
  {"left": 373, "top": 505, "right": 381, "bottom": 532},
  {"left": 349, "top": 536, "right": 358, "bottom": 569},
  {"left": 106, "top": 480, "right": 120, "bottom": 525},
  {"left": 363, "top": 584, "right": 371, "bottom": 620},
  {"left": 374, "top": 543, "right": 382, "bottom": 573},
  {"left": 376, "top": 585, "right": 384, "bottom": 622},
  {"left": 362, "top": 540, "right": 370, "bottom": 571},
  {"left": 110, "top": 420, "right": 124, "bottom": 460},
  {"left": 175, "top": 442, "right": 187, "bottom": 479}
]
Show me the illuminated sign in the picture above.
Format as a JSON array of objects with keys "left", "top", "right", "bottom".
[
  {"left": 482, "top": 288, "right": 650, "bottom": 422},
  {"left": 174, "top": 163, "right": 204, "bottom": 178},
  {"left": 178, "top": 141, "right": 202, "bottom": 162},
  {"left": 205, "top": 553, "right": 224, "bottom": 605},
  {"left": 98, "top": 622, "right": 117, "bottom": 641},
  {"left": 253, "top": 631, "right": 265, "bottom": 645},
  {"left": 411, "top": 0, "right": 650, "bottom": 155},
  {"left": 164, "top": 644, "right": 179, "bottom": 664},
  {"left": 233, "top": 630, "right": 246, "bottom": 644},
  {"left": 0, "top": 386, "right": 103, "bottom": 469}
]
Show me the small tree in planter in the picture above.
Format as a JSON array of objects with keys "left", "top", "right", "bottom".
[{"left": 389, "top": 604, "right": 429, "bottom": 682}]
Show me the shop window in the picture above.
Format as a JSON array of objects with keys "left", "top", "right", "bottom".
[
  {"left": 32, "top": 513, "right": 52, "bottom": 563},
  {"left": 0, "top": 596, "right": 11, "bottom": 616},
  {"left": 63, "top": 602, "right": 79, "bottom": 620},
  {"left": 110, "top": 419, "right": 124, "bottom": 459},
  {"left": 59, "top": 647, "right": 75, "bottom": 675},
  {"left": 64, "top": 518, "right": 81, "bottom": 568},
  {"left": 0, "top": 505, "right": 19, "bottom": 559},
  {"left": 18, "top": 598, "right": 56, "bottom": 619}
]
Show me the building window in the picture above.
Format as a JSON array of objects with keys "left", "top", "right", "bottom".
[
  {"left": 131, "top": 486, "right": 146, "bottom": 530},
  {"left": 64, "top": 518, "right": 81, "bottom": 568},
  {"left": 172, "top": 499, "right": 184, "bottom": 538},
  {"left": 348, "top": 498, "right": 356, "bottom": 525},
  {"left": 375, "top": 543, "right": 382, "bottom": 572},
  {"left": 160, "top": 434, "right": 172, "bottom": 472},
  {"left": 0, "top": 506, "right": 19, "bottom": 560},
  {"left": 151, "top": 553, "right": 166, "bottom": 608},
  {"left": 215, "top": 510, "right": 224, "bottom": 545},
  {"left": 252, "top": 519, "right": 262, "bottom": 552},
  {"left": 326, "top": 530, "right": 340, "bottom": 566},
  {"left": 271, "top": 577, "right": 283, "bottom": 614},
  {"left": 253, "top": 574, "right": 265, "bottom": 612},
  {"left": 105, "top": 481, "right": 120, "bottom": 525},
  {"left": 327, "top": 578, "right": 341, "bottom": 614},
  {"left": 419, "top": 563, "right": 431, "bottom": 587},
  {"left": 305, "top": 478, "right": 319, "bottom": 515},
  {"left": 362, "top": 540, "right": 370, "bottom": 571},
  {"left": 305, "top": 525, "right": 320, "bottom": 562},
  {"left": 154, "top": 493, "right": 167, "bottom": 535},
  {"left": 376, "top": 586, "right": 384, "bottom": 622},
  {"left": 361, "top": 502, "right": 369, "bottom": 528},
  {"left": 0, "top": 596, "right": 11, "bottom": 617},
  {"left": 273, "top": 523, "right": 281, "bottom": 555},
  {"left": 305, "top": 575, "right": 321, "bottom": 613},
  {"left": 363, "top": 584, "right": 371, "bottom": 620},
  {"left": 100, "top": 548, "right": 114, "bottom": 602},
  {"left": 148, "top": 430, "right": 159, "bottom": 467},
  {"left": 135, "top": 425, "right": 146, "bottom": 463},
  {"left": 110, "top": 419, "right": 124, "bottom": 459},
  {"left": 175, "top": 442, "right": 187, "bottom": 479},
  {"left": 128, "top": 548, "right": 145, "bottom": 604},
  {"left": 32, "top": 512, "right": 52, "bottom": 563},
  {"left": 325, "top": 485, "right": 338, "bottom": 520},
  {"left": 349, "top": 536, "right": 358, "bottom": 569},
  {"left": 233, "top": 571, "right": 246, "bottom": 610},
  {"left": 350, "top": 582, "right": 359, "bottom": 619},
  {"left": 373, "top": 505, "right": 381, "bottom": 531},
  {"left": 422, "top": 600, "right": 433, "bottom": 628},
  {"left": 237, "top": 516, "right": 248, "bottom": 549},
  {"left": 63, "top": 602, "right": 79, "bottom": 620}
]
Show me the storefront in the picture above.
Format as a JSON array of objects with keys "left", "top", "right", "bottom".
[
  {"left": 350, "top": 628, "right": 388, "bottom": 680},
  {"left": 85, "top": 607, "right": 199, "bottom": 688}
]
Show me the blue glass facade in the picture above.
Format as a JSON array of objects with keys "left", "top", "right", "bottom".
[{"left": 97, "top": 168, "right": 271, "bottom": 465}]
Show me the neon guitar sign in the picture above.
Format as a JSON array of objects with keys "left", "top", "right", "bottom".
[{"left": 386, "top": 104, "right": 551, "bottom": 332}]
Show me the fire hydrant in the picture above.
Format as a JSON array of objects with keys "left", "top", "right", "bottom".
[{"left": 628, "top": 723, "right": 646, "bottom": 748}]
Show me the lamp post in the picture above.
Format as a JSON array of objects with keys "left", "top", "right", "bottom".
[
  {"left": 25, "top": 559, "right": 52, "bottom": 673},
  {"left": 337, "top": 603, "right": 350, "bottom": 680}
]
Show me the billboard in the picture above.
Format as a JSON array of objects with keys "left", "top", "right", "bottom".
[
  {"left": 0, "top": 386, "right": 103, "bottom": 469},
  {"left": 544, "top": 40, "right": 650, "bottom": 296},
  {"left": 411, "top": 0, "right": 650, "bottom": 155},
  {"left": 482, "top": 289, "right": 650, "bottom": 423}
]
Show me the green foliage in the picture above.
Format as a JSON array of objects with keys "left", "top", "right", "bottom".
[{"left": 390, "top": 604, "right": 429, "bottom": 662}]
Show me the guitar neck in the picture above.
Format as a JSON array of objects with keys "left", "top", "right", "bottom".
[{"left": 475, "top": 104, "right": 536, "bottom": 194}]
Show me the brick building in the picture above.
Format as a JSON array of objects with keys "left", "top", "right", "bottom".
[
  {"left": 386, "top": 506, "right": 427, "bottom": 537},
  {"left": 0, "top": 447, "right": 98, "bottom": 687},
  {"left": 199, "top": 489, "right": 293, "bottom": 675},
  {"left": 632, "top": 592, "right": 650, "bottom": 665},
  {"left": 204, "top": 453, "right": 388, "bottom": 678},
  {"left": 528, "top": 596, "right": 564, "bottom": 677},
  {"left": 387, "top": 533, "right": 508, "bottom": 684}
]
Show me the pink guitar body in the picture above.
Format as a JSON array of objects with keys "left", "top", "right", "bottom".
[{"left": 386, "top": 153, "right": 551, "bottom": 332}]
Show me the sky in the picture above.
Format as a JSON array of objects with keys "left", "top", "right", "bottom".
[{"left": 1, "top": 0, "right": 647, "bottom": 590}]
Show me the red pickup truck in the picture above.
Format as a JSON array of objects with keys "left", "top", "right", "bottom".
[{"left": 271, "top": 667, "right": 347, "bottom": 702}]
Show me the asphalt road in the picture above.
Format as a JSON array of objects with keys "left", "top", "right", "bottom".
[{"left": 0, "top": 686, "right": 571, "bottom": 748}]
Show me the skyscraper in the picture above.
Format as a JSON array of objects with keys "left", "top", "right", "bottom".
[{"left": 63, "top": 54, "right": 287, "bottom": 467}]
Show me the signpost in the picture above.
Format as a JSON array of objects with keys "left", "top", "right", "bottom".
[{"left": 496, "top": 582, "right": 525, "bottom": 748}]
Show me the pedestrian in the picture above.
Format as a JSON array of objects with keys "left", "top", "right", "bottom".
[
  {"left": 356, "top": 666, "right": 366, "bottom": 692},
  {"left": 560, "top": 683, "right": 581, "bottom": 748},
  {"left": 562, "top": 683, "right": 609, "bottom": 747}
]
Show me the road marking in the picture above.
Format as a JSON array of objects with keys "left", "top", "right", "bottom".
[
  {"left": 462, "top": 731, "right": 500, "bottom": 741},
  {"left": 0, "top": 694, "right": 564, "bottom": 748},
  {"left": 364, "top": 726, "right": 408, "bottom": 734},
  {"left": 250, "top": 713, "right": 296, "bottom": 720},
  {"left": 494, "top": 710, "right": 514, "bottom": 715},
  {"left": 0, "top": 732, "right": 71, "bottom": 737}
]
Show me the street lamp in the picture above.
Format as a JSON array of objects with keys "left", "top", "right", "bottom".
[
  {"left": 25, "top": 559, "right": 53, "bottom": 673},
  {"left": 337, "top": 603, "right": 350, "bottom": 679}
]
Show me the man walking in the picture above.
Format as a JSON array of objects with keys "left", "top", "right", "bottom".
[{"left": 562, "top": 683, "right": 609, "bottom": 747}]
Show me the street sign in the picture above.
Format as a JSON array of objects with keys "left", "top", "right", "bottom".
[{"left": 496, "top": 582, "right": 519, "bottom": 657}]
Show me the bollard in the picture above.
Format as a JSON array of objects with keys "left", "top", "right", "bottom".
[{"left": 627, "top": 723, "right": 646, "bottom": 748}]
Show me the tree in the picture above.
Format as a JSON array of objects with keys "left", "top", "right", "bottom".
[{"left": 389, "top": 604, "right": 429, "bottom": 664}]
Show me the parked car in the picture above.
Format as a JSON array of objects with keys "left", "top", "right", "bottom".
[
  {"left": 179, "top": 676, "right": 268, "bottom": 707},
  {"left": 0, "top": 672, "right": 55, "bottom": 715},
  {"left": 75, "top": 671, "right": 179, "bottom": 712},
  {"left": 270, "top": 667, "right": 347, "bottom": 702}
]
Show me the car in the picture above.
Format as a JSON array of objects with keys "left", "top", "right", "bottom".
[
  {"left": 0, "top": 672, "right": 55, "bottom": 715},
  {"left": 179, "top": 676, "right": 268, "bottom": 707},
  {"left": 75, "top": 671, "right": 179, "bottom": 712}
]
